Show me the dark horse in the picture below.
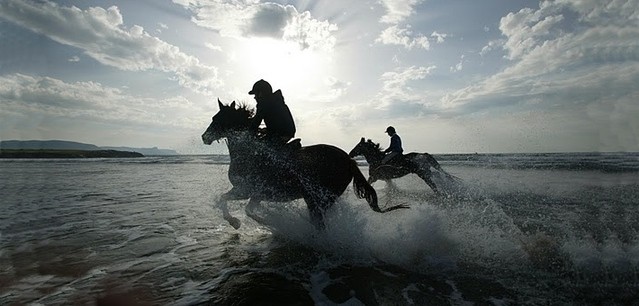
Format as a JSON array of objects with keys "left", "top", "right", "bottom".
[
  {"left": 349, "top": 138, "right": 453, "bottom": 194},
  {"left": 202, "top": 100, "right": 408, "bottom": 229}
]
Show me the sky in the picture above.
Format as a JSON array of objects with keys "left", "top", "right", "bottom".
[{"left": 0, "top": 0, "right": 637, "bottom": 154}]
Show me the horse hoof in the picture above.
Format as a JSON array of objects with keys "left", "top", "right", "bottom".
[{"left": 226, "top": 217, "right": 242, "bottom": 229}]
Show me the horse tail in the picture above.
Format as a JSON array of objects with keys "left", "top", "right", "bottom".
[
  {"left": 424, "top": 153, "right": 444, "bottom": 171},
  {"left": 350, "top": 159, "right": 408, "bottom": 213},
  {"left": 423, "top": 153, "right": 463, "bottom": 182}
]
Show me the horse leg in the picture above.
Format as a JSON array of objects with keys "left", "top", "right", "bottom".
[
  {"left": 245, "top": 197, "right": 266, "bottom": 225},
  {"left": 303, "top": 190, "right": 336, "bottom": 230},
  {"left": 385, "top": 179, "right": 398, "bottom": 191},
  {"left": 382, "top": 179, "right": 399, "bottom": 202},
  {"left": 367, "top": 167, "right": 378, "bottom": 185},
  {"left": 309, "top": 204, "right": 326, "bottom": 230},
  {"left": 218, "top": 190, "right": 242, "bottom": 229}
]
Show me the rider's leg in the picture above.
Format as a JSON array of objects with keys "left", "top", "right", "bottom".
[{"left": 381, "top": 152, "right": 399, "bottom": 164}]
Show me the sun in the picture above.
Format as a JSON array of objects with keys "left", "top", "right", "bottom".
[{"left": 237, "top": 37, "right": 332, "bottom": 97}]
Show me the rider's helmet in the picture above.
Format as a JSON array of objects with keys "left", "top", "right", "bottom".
[
  {"left": 385, "top": 126, "right": 396, "bottom": 134},
  {"left": 248, "top": 79, "right": 273, "bottom": 95}
]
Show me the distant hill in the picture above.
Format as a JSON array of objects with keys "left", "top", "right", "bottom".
[
  {"left": 100, "top": 146, "right": 178, "bottom": 156},
  {"left": 0, "top": 149, "right": 143, "bottom": 158},
  {"left": 1, "top": 140, "right": 100, "bottom": 150},
  {"left": 0, "top": 140, "right": 178, "bottom": 155}
]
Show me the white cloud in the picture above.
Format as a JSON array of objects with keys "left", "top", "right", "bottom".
[
  {"left": 381, "top": 65, "right": 435, "bottom": 91},
  {"left": 308, "top": 65, "right": 436, "bottom": 127},
  {"left": 446, "top": 0, "right": 639, "bottom": 108},
  {"left": 282, "top": 10, "right": 337, "bottom": 51},
  {"left": 376, "top": 65, "right": 437, "bottom": 115},
  {"left": 68, "top": 56, "right": 80, "bottom": 62},
  {"left": 450, "top": 55, "right": 464, "bottom": 72},
  {"left": 0, "top": 74, "right": 204, "bottom": 129},
  {"left": 499, "top": 6, "right": 565, "bottom": 60},
  {"left": 156, "top": 22, "right": 168, "bottom": 33},
  {"left": 440, "top": 0, "right": 639, "bottom": 150},
  {"left": 431, "top": 31, "right": 448, "bottom": 43},
  {"left": 480, "top": 39, "right": 503, "bottom": 56},
  {"left": 172, "top": 0, "right": 337, "bottom": 52},
  {"left": 0, "top": 0, "right": 221, "bottom": 94},
  {"left": 375, "top": 0, "right": 436, "bottom": 51},
  {"left": 376, "top": 25, "right": 430, "bottom": 50},
  {"left": 325, "top": 76, "right": 351, "bottom": 98},
  {"left": 205, "top": 43, "right": 223, "bottom": 52},
  {"left": 379, "top": 0, "right": 423, "bottom": 24}
]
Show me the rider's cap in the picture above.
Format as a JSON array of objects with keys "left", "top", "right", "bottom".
[
  {"left": 385, "top": 126, "right": 396, "bottom": 133},
  {"left": 248, "top": 79, "right": 273, "bottom": 95}
]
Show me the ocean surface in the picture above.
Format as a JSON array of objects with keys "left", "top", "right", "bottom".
[{"left": 1, "top": 152, "right": 638, "bottom": 305}]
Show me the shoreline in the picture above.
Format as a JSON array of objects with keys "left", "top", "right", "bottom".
[{"left": 0, "top": 149, "right": 144, "bottom": 158}]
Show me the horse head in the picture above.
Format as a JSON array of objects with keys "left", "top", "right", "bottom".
[
  {"left": 348, "top": 137, "right": 367, "bottom": 158},
  {"left": 348, "top": 137, "right": 382, "bottom": 158},
  {"left": 202, "top": 99, "right": 254, "bottom": 145}
]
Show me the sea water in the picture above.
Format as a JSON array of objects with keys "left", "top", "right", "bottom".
[{"left": 0, "top": 153, "right": 638, "bottom": 305}]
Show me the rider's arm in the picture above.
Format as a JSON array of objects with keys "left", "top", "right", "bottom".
[
  {"left": 250, "top": 106, "right": 264, "bottom": 131},
  {"left": 388, "top": 135, "right": 400, "bottom": 152}
]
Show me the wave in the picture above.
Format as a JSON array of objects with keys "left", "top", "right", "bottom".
[
  {"left": 436, "top": 152, "right": 639, "bottom": 172},
  {"left": 5, "top": 152, "right": 638, "bottom": 172}
]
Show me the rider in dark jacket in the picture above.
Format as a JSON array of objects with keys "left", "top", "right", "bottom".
[
  {"left": 248, "top": 79, "right": 296, "bottom": 148},
  {"left": 382, "top": 126, "right": 403, "bottom": 164}
]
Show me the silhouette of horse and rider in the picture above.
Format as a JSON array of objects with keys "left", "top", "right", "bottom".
[
  {"left": 348, "top": 134, "right": 453, "bottom": 195},
  {"left": 202, "top": 79, "right": 407, "bottom": 230}
]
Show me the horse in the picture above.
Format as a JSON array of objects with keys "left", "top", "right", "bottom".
[
  {"left": 202, "top": 100, "right": 408, "bottom": 230},
  {"left": 348, "top": 137, "right": 454, "bottom": 195}
]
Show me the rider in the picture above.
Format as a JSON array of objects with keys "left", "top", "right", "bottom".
[
  {"left": 248, "top": 79, "right": 296, "bottom": 149},
  {"left": 382, "top": 126, "right": 403, "bottom": 164}
]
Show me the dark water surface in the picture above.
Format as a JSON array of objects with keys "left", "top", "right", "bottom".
[{"left": 1, "top": 154, "right": 638, "bottom": 305}]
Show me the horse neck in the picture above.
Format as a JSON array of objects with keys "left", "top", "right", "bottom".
[
  {"left": 362, "top": 147, "right": 385, "bottom": 165},
  {"left": 225, "top": 130, "right": 254, "bottom": 161}
]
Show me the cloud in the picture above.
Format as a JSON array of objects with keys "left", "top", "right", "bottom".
[
  {"left": 205, "top": 43, "right": 223, "bottom": 52},
  {"left": 376, "top": 0, "right": 439, "bottom": 51},
  {"left": 375, "top": 65, "right": 437, "bottom": 116},
  {"left": 0, "top": 74, "right": 204, "bottom": 129},
  {"left": 376, "top": 25, "right": 430, "bottom": 50},
  {"left": 499, "top": 6, "right": 565, "bottom": 60},
  {"left": 68, "top": 56, "right": 80, "bottom": 62},
  {"left": 305, "top": 66, "right": 436, "bottom": 128},
  {"left": 438, "top": 1, "right": 639, "bottom": 150},
  {"left": 480, "top": 39, "right": 503, "bottom": 56},
  {"left": 450, "top": 55, "right": 464, "bottom": 72},
  {"left": 325, "top": 76, "right": 351, "bottom": 98},
  {"left": 0, "top": 0, "right": 221, "bottom": 94},
  {"left": 379, "top": 0, "right": 423, "bottom": 24},
  {"left": 444, "top": 0, "right": 639, "bottom": 111},
  {"left": 300, "top": 76, "right": 352, "bottom": 104},
  {"left": 172, "top": 0, "right": 337, "bottom": 52},
  {"left": 431, "top": 31, "right": 448, "bottom": 43}
]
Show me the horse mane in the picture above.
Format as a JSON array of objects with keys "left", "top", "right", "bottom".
[
  {"left": 219, "top": 99, "right": 255, "bottom": 119},
  {"left": 234, "top": 102, "right": 255, "bottom": 119},
  {"left": 366, "top": 139, "right": 384, "bottom": 153}
]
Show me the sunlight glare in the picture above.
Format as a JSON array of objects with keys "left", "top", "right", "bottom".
[{"left": 238, "top": 38, "right": 331, "bottom": 97}]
